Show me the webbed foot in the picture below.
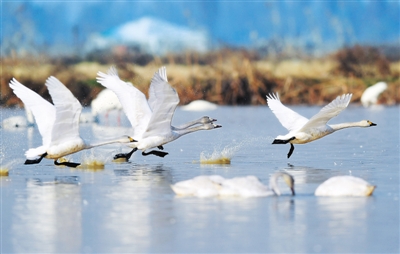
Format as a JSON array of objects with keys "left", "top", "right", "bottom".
[
  {"left": 113, "top": 148, "right": 138, "bottom": 161},
  {"left": 142, "top": 150, "right": 169, "bottom": 157}
]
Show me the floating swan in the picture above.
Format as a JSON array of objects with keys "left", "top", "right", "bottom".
[
  {"left": 171, "top": 172, "right": 295, "bottom": 198},
  {"left": 315, "top": 175, "right": 376, "bottom": 197},
  {"left": 91, "top": 88, "right": 123, "bottom": 123},
  {"left": 267, "top": 93, "right": 377, "bottom": 158},
  {"left": 181, "top": 100, "right": 218, "bottom": 111},
  {"left": 361, "top": 81, "right": 388, "bottom": 107},
  {"left": 96, "top": 66, "right": 221, "bottom": 160},
  {"left": 1, "top": 107, "right": 34, "bottom": 129},
  {"left": 9, "top": 78, "right": 136, "bottom": 167}
]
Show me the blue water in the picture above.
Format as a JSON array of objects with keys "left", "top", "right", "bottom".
[{"left": 1, "top": 106, "right": 399, "bottom": 253}]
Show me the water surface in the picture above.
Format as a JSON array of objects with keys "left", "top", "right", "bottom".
[{"left": 1, "top": 106, "right": 399, "bottom": 253}]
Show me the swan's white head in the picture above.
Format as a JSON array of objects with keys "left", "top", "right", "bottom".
[
  {"left": 200, "top": 116, "right": 217, "bottom": 124},
  {"left": 204, "top": 123, "right": 222, "bottom": 129}
]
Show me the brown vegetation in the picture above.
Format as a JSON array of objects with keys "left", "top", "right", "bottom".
[{"left": 1, "top": 45, "right": 399, "bottom": 108}]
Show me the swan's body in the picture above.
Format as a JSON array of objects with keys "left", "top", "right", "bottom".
[
  {"left": 91, "top": 88, "right": 123, "bottom": 123},
  {"left": 181, "top": 100, "right": 218, "bottom": 111},
  {"left": 267, "top": 93, "right": 376, "bottom": 158},
  {"left": 9, "top": 78, "right": 135, "bottom": 167},
  {"left": 96, "top": 66, "right": 221, "bottom": 160},
  {"left": 171, "top": 172, "right": 295, "bottom": 198},
  {"left": 361, "top": 82, "right": 387, "bottom": 107},
  {"left": 315, "top": 176, "right": 376, "bottom": 197}
]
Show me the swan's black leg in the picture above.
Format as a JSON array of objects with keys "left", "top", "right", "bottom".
[
  {"left": 114, "top": 148, "right": 138, "bottom": 160},
  {"left": 272, "top": 136, "right": 295, "bottom": 144},
  {"left": 158, "top": 146, "right": 164, "bottom": 150},
  {"left": 24, "top": 153, "right": 47, "bottom": 165},
  {"left": 287, "top": 144, "right": 295, "bottom": 159},
  {"left": 142, "top": 150, "right": 168, "bottom": 157},
  {"left": 54, "top": 159, "right": 81, "bottom": 168}
]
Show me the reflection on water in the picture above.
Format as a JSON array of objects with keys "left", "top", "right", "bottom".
[
  {"left": 11, "top": 178, "right": 82, "bottom": 253},
  {"left": 89, "top": 164, "right": 173, "bottom": 253}
]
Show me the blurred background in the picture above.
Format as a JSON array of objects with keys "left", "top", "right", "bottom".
[{"left": 2, "top": 1, "right": 399, "bottom": 106}]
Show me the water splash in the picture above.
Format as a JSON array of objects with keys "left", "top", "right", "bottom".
[{"left": 199, "top": 137, "right": 269, "bottom": 164}]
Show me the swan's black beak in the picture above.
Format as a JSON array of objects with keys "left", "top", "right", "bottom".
[
  {"left": 290, "top": 187, "right": 295, "bottom": 196},
  {"left": 272, "top": 139, "right": 284, "bottom": 144},
  {"left": 209, "top": 117, "right": 217, "bottom": 122},
  {"left": 214, "top": 124, "right": 222, "bottom": 128},
  {"left": 370, "top": 122, "right": 377, "bottom": 126}
]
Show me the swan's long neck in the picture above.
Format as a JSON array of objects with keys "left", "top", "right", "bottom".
[
  {"left": 269, "top": 173, "right": 283, "bottom": 196},
  {"left": 173, "top": 118, "right": 204, "bottom": 130},
  {"left": 330, "top": 121, "right": 368, "bottom": 131},
  {"left": 86, "top": 137, "right": 132, "bottom": 149},
  {"left": 174, "top": 124, "right": 210, "bottom": 137}
]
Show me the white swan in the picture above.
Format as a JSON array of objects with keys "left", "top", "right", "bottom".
[
  {"left": 315, "top": 176, "right": 376, "bottom": 197},
  {"left": 181, "top": 100, "right": 218, "bottom": 111},
  {"left": 9, "top": 78, "right": 136, "bottom": 167},
  {"left": 267, "top": 93, "right": 377, "bottom": 158},
  {"left": 91, "top": 88, "right": 123, "bottom": 123},
  {"left": 1, "top": 107, "right": 34, "bottom": 129},
  {"left": 171, "top": 172, "right": 295, "bottom": 198},
  {"left": 96, "top": 66, "right": 221, "bottom": 160},
  {"left": 361, "top": 81, "right": 387, "bottom": 107}
]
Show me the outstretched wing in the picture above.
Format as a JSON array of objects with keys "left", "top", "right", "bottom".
[
  {"left": 266, "top": 93, "right": 309, "bottom": 132},
  {"left": 142, "top": 66, "right": 179, "bottom": 138},
  {"left": 147, "top": 66, "right": 168, "bottom": 111},
  {"left": 96, "top": 66, "right": 152, "bottom": 138},
  {"left": 9, "top": 78, "right": 56, "bottom": 146},
  {"left": 299, "top": 94, "right": 352, "bottom": 131},
  {"left": 45, "top": 76, "right": 82, "bottom": 145}
]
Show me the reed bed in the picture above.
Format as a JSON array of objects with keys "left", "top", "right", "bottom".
[{"left": 2, "top": 46, "right": 399, "bottom": 107}]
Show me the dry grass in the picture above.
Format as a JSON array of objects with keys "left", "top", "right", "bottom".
[{"left": 2, "top": 48, "right": 399, "bottom": 107}]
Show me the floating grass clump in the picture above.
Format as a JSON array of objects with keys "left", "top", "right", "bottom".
[
  {"left": 200, "top": 157, "right": 231, "bottom": 165},
  {"left": 199, "top": 143, "right": 244, "bottom": 165},
  {"left": 0, "top": 168, "right": 9, "bottom": 176},
  {"left": 78, "top": 159, "right": 105, "bottom": 170}
]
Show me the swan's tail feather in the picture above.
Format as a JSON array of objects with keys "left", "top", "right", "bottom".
[{"left": 25, "top": 146, "right": 47, "bottom": 160}]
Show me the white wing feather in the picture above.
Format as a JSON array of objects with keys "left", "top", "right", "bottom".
[
  {"left": 147, "top": 66, "right": 168, "bottom": 111},
  {"left": 142, "top": 67, "right": 179, "bottom": 138},
  {"left": 96, "top": 66, "right": 152, "bottom": 138},
  {"left": 45, "top": 76, "right": 82, "bottom": 145},
  {"left": 299, "top": 94, "right": 352, "bottom": 131},
  {"left": 9, "top": 78, "right": 56, "bottom": 147},
  {"left": 266, "top": 93, "right": 309, "bottom": 132}
]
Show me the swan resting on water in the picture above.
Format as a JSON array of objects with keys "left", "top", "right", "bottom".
[
  {"left": 267, "top": 93, "right": 377, "bottom": 158},
  {"left": 315, "top": 175, "right": 376, "bottom": 197},
  {"left": 180, "top": 100, "right": 218, "bottom": 111},
  {"left": 96, "top": 66, "right": 221, "bottom": 160},
  {"left": 9, "top": 77, "right": 136, "bottom": 168},
  {"left": 171, "top": 172, "right": 295, "bottom": 198}
]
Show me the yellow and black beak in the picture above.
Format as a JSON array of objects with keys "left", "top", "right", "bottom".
[{"left": 128, "top": 137, "right": 138, "bottom": 142}]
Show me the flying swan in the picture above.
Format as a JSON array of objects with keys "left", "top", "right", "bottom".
[
  {"left": 315, "top": 175, "right": 376, "bottom": 197},
  {"left": 96, "top": 66, "right": 221, "bottom": 160},
  {"left": 9, "top": 78, "right": 136, "bottom": 167},
  {"left": 171, "top": 172, "right": 295, "bottom": 198},
  {"left": 267, "top": 93, "right": 376, "bottom": 158}
]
